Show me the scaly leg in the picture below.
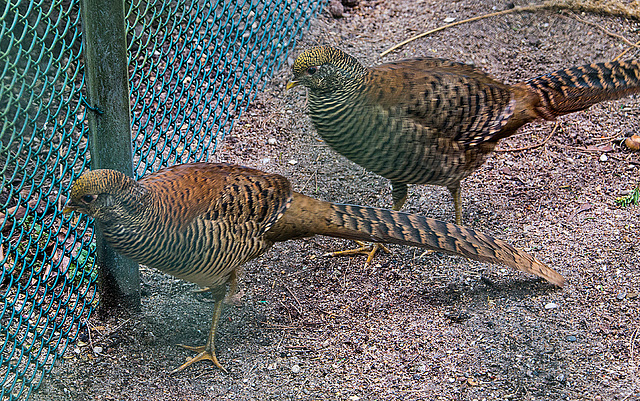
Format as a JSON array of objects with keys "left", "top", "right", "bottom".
[
  {"left": 323, "top": 239, "right": 391, "bottom": 265},
  {"left": 325, "top": 182, "right": 407, "bottom": 266},
  {"left": 447, "top": 183, "right": 462, "bottom": 225},
  {"left": 173, "top": 287, "right": 227, "bottom": 373}
]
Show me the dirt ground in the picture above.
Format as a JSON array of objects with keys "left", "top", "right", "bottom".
[{"left": 33, "top": 1, "right": 640, "bottom": 400}]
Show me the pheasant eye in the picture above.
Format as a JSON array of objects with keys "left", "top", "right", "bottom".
[
  {"left": 307, "top": 66, "right": 317, "bottom": 75},
  {"left": 81, "top": 194, "right": 97, "bottom": 204}
]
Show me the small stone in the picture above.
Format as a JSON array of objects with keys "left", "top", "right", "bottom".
[
  {"left": 267, "top": 362, "right": 277, "bottom": 370},
  {"left": 348, "top": 396, "right": 360, "bottom": 401},
  {"left": 467, "top": 378, "right": 479, "bottom": 386},
  {"left": 93, "top": 346, "right": 103, "bottom": 354},
  {"left": 565, "top": 335, "right": 577, "bottom": 342},
  {"left": 328, "top": 0, "right": 343, "bottom": 18},
  {"left": 288, "top": 159, "right": 298, "bottom": 165},
  {"left": 544, "top": 302, "right": 558, "bottom": 310},
  {"left": 443, "top": 17, "right": 456, "bottom": 23},
  {"left": 261, "top": 158, "right": 271, "bottom": 164},
  {"left": 291, "top": 364, "right": 301, "bottom": 373},
  {"left": 527, "top": 36, "right": 540, "bottom": 46},
  {"left": 627, "top": 292, "right": 638, "bottom": 299},
  {"left": 616, "top": 292, "right": 627, "bottom": 301},
  {"left": 599, "top": 154, "right": 608, "bottom": 162},
  {"left": 267, "top": 138, "right": 277, "bottom": 145},
  {"left": 625, "top": 134, "right": 640, "bottom": 151},
  {"left": 556, "top": 373, "right": 566, "bottom": 383}
]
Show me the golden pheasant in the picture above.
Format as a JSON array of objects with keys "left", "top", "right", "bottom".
[
  {"left": 64, "top": 162, "right": 564, "bottom": 372},
  {"left": 287, "top": 46, "right": 640, "bottom": 262}
]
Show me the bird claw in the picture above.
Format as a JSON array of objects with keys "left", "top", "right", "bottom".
[
  {"left": 323, "top": 241, "right": 391, "bottom": 267},
  {"left": 172, "top": 344, "right": 228, "bottom": 373},
  {"left": 417, "top": 249, "right": 435, "bottom": 258},
  {"left": 191, "top": 287, "right": 212, "bottom": 294}
]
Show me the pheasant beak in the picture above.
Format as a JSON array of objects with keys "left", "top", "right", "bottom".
[
  {"left": 286, "top": 80, "right": 299, "bottom": 90},
  {"left": 62, "top": 201, "right": 78, "bottom": 215}
]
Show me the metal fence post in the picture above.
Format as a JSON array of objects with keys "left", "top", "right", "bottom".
[{"left": 80, "top": 0, "right": 141, "bottom": 313}]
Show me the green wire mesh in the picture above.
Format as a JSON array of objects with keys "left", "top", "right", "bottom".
[
  {"left": 128, "top": 0, "right": 324, "bottom": 175},
  {"left": 1, "top": 0, "right": 326, "bottom": 399}
]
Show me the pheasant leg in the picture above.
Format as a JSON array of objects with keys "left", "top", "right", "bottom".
[
  {"left": 323, "top": 240, "right": 391, "bottom": 265},
  {"left": 324, "top": 182, "right": 407, "bottom": 266},
  {"left": 173, "top": 289, "right": 227, "bottom": 373},
  {"left": 448, "top": 183, "right": 463, "bottom": 226}
]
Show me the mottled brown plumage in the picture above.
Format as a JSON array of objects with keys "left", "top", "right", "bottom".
[
  {"left": 287, "top": 46, "right": 640, "bottom": 225},
  {"left": 64, "top": 162, "right": 563, "bottom": 372}
]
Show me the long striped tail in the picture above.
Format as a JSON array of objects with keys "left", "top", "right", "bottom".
[
  {"left": 268, "top": 193, "right": 565, "bottom": 287},
  {"left": 524, "top": 59, "right": 640, "bottom": 119}
]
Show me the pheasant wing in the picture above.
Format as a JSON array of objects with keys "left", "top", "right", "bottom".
[{"left": 368, "top": 58, "right": 516, "bottom": 146}]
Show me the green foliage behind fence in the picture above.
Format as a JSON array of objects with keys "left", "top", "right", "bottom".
[{"left": 0, "top": 0, "right": 325, "bottom": 398}]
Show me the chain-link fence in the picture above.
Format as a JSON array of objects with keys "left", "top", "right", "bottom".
[{"left": 0, "top": 0, "right": 326, "bottom": 398}]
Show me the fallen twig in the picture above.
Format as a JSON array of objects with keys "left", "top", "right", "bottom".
[
  {"left": 614, "top": 39, "right": 640, "bottom": 61},
  {"left": 558, "top": 12, "right": 638, "bottom": 49},
  {"left": 381, "top": 0, "right": 640, "bottom": 57},
  {"left": 381, "top": 5, "right": 546, "bottom": 57},
  {"left": 91, "top": 318, "right": 132, "bottom": 343},
  {"left": 629, "top": 327, "right": 638, "bottom": 361},
  {"left": 284, "top": 284, "right": 303, "bottom": 309},
  {"left": 593, "top": 134, "right": 625, "bottom": 143}
]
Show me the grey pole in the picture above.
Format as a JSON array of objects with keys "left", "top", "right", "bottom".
[{"left": 80, "top": 0, "right": 140, "bottom": 313}]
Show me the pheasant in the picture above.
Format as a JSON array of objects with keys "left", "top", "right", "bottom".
[
  {"left": 287, "top": 46, "right": 640, "bottom": 262},
  {"left": 64, "top": 162, "right": 563, "bottom": 372}
]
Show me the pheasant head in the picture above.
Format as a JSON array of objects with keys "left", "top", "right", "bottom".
[
  {"left": 287, "top": 45, "right": 367, "bottom": 93},
  {"left": 64, "top": 169, "right": 149, "bottom": 226}
]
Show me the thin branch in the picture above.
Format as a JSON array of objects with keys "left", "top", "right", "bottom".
[
  {"left": 381, "top": 5, "right": 548, "bottom": 57},
  {"left": 559, "top": 13, "right": 638, "bottom": 48},
  {"left": 630, "top": 326, "right": 638, "bottom": 361},
  {"left": 284, "top": 284, "right": 303, "bottom": 309},
  {"left": 614, "top": 39, "right": 640, "bottom": 61},
  {"left": 381, "top": 0, "right": 640, "bottom": 57}
]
